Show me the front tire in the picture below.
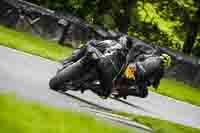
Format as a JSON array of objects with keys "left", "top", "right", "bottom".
[{"left": 49, "top": 60, "right": 84, "bottom": 91}]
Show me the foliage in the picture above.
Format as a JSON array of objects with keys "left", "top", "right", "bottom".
[{"left": 26, "top": 0, "right": 200, "bottom": 55}]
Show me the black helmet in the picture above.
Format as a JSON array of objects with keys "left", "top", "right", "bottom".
[{"left": 118, "top": 35, "right": 132, "bottom": 49}]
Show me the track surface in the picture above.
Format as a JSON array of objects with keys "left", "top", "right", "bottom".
[{"left": 0, "top": 46, "right": 200, "bottom": 129}]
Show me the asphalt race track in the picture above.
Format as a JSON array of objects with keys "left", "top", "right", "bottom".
[{"left": 0, "top": 45, "right": 200, "bottom": 129}]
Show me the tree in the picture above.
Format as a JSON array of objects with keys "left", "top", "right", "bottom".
[
  {"left": 183, "top": 0, "right": 200, "bottom": 54},
  {"left": 25, "top": 0, "right": 200, "bottom": 54},
  {"left": 113, "top": 0, "right": 137, "bottom": 33}
]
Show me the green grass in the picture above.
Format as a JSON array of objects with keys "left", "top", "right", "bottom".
[
  {"left": 0, "top": 25, "right": 200, "bottom": 106},
  {"left": 0, "top": 94, "right": 136, "bottom": 133},
  {"left": 0, "top": 25, "right": 73, "bottom": 61},
  {"left": 153, "top": 79, "right": 200, "bottom": 106},
  {"left": 1, "top": 94, "right": 200, "bottom": 133},
  {"left": 116, "top": 112, "right": 200, "bottom": 133},
  {"left": 133, "top": 115, "right": 200, "bottom": 133}
]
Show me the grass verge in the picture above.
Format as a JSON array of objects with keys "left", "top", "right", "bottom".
[
  {"left": 0, "top": 94, "right": 135, "bottom": 133},
  {"left": 116, "top": 112, "right": 200, "bottom": 133},
  {"left": 0, "top": 25, "right": 73, "bottom": 61},
  {"left": 153, "top": 78, "right": 200, "bottom": 106},
  {"left": 0, "top": 25, "right": 200, "bottom": 106},
  {"left": 2, "top": 93, "right": 199, "bottom": 133}
]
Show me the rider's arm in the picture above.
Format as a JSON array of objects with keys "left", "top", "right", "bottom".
[
  {"left": 62, "top": 47, "right": 87, "bottom": 65},
  {"left": 62, "top": 40, "right": 99, "bottom": 65}
]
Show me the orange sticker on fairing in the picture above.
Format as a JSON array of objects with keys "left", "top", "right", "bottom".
[{"left": 124, "top": 66, "right": 136, "bottom": 80}]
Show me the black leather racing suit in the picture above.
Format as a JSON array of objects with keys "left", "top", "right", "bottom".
[{"left": 62, "top": 40, "right": 128, "bottom": 97}]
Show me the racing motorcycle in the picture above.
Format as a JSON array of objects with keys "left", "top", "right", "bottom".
[{"left": 49, "top": 47, "right": 140, "bottom": 99}]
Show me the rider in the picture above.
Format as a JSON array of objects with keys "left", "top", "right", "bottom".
[
  {"left": 53, "top": 35, "right": 171, "bottom": 99},
  {"left": 61, "top": 36, "right": 132, "bottom": 66},
  {"left": 53, "top": 35, "right": 133, "bottom": 98},
  {"left": 114, "top": 53, "right": 172, "bottom": 98}
]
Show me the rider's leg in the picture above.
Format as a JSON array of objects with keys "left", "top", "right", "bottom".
[
  {"left": 63, "top": 40, "right": 98, "bottom": 65},
  {"left": 127, "top": 63, "right": 148, "bottom": 98}
]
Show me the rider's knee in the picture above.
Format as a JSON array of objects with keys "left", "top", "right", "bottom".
[{"left": 49, "top": 82, "right": 58, "bottom": 91}]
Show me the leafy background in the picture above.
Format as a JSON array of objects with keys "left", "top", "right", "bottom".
[{"left": 27, "top": 0, "right": 200, "bottom": 56}]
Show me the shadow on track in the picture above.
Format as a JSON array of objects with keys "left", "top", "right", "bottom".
[
  {"left": 60, "top": 91, "right": 113, "bottom": 111},
  {"left": 59, "top": 90, "right": 154, "bottom": 115},
  {"left": 109, "top": 96, "right": 155, "bottom": 114}
]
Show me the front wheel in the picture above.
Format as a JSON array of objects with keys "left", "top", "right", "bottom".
[{"left": 49, "top": 59, "right": 84, "bottom": 91}]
